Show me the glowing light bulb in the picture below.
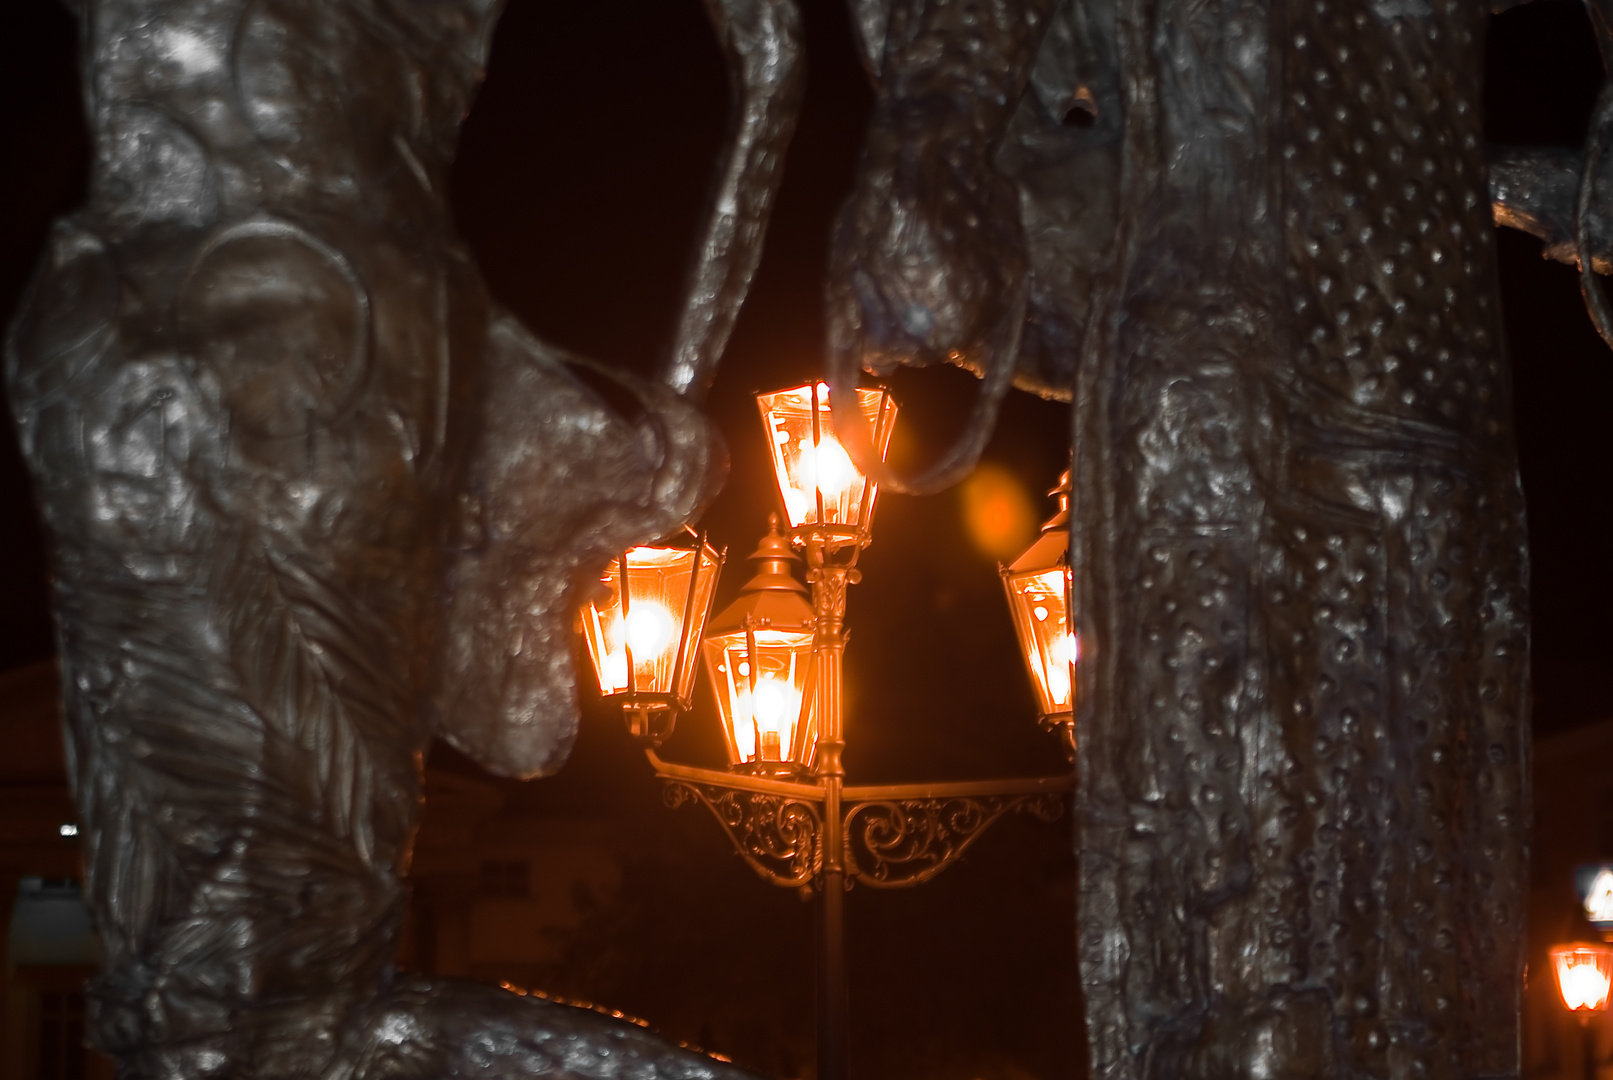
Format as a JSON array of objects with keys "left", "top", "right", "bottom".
[
  {"left": 754, "top": 678, "right": 789, "bottom": 726},
  {"left": 784, "top": 487, "right": 815, "bottom": 525},
  {"left": 798, "top": 436, "right": 856, "bottom": 499},
  {"left": 730, "top": 675, "right": 801, "bottom": 763},
  {"left": 731, "top": 716, "right": 757, "bottom": 761},
  {"left": 1564, "top": 963, "right": 1611, "bottom": 1010},
  {"left": 604, "top": 651, "right": 629, "bottom": 691},
  {"left": 1046, "top": 660, "right": 1071, "bottom": 707},
  {"left": 624, "top": 603, "right": 673, "bottom": 658},
  {"left": 1044, "top": 633, "right": 1079, "bottom": 707}
]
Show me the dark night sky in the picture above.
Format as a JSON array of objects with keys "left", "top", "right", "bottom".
[{"left": 1, "top": 0, "right": 1612, "bottom": 1073}]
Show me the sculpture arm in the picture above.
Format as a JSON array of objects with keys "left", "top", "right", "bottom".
[
  {"left": 1487, "top": 0, "right": 1613, "bottom": 349},
  {"left": 661, "top": 0, "right": 805, "bottom": 401},
  {"left": 825, "top": 0, "right": 1056, "bottom": 492},
  {"left": 1489, "top": 147, "right": 1613, "bottom": 270}
]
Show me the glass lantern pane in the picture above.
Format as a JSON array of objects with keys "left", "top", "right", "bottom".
[
  {"left": 703, "top": 629, "right": 815, "bottom": 767},
  {"left": 756, "top": 383, "right": 897, "bottom": 531},
  {"left": 580, "top": 543, "right": 719, "bottom": 703},
  {"left": 1552, "top": 943, "right": 1613, "bottom": 1012},
  {"left": 1003, "top": 566, "right": 1078, "bottom": 718}
]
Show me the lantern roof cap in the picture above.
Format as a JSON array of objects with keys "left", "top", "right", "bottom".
[
  {"left": 708, "top": 516, "right": 813, "bottom": 634},
  {"left": 1004, "top": 470, "right": 1070, "bottom": 575},
  {"left": 1043, "top": 470, "right": 1070, "bottom": 529}
]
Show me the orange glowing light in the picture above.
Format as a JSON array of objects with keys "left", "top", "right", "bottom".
[
  {"left": 756, "top": 382, "right": 897, "bottom": 538},
  {"left": 700, "top": 518, "right": 819, "bottom": 773},
  {"left": 961, "top": 464, "right": 1037, "bottom": 559},
  {"left": 1552, "top": 943, "right": 1613, "bottom": 1014},
  {"left": 577, "top": 537, "right": 722, "bottom": 711},
  {"left": 1001, "top": 472, "right": 1077, "bottom": 728}
]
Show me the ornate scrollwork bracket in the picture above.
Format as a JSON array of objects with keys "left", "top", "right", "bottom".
[
  {"left": 661, "top": 779, "right": 823, "bottom": 888},
  {"left": 647, "top": 750, "right": 1072, "bottom": 892},
  {"left": 841, "top": 791, "right": 1066, "bottom": 888}
]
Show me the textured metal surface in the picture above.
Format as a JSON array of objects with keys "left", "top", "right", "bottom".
[
  {"left": 4, "top": 0, "right": 799, "bottom": 1077},
  {"left": 832, "top": 0, "right": 1531, "bottom": 1077},
  {"left": 1485, "top": 0, "right": 1613, "bottom": 346},
  {"left": 1490, "top": 147, "right": 1613, "bottom": 271}
]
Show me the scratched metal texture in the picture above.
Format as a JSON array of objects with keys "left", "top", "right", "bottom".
[
  {"left": 4, "top": 0, "right": 799, "bottom": 1077},
  {"left": 834, "top": 0, "right": 1530, "bottom": 1076}
]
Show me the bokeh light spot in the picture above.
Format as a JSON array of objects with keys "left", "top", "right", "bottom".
[{"left": 960, "top": 464, "right": 1036, "bottom": 560}]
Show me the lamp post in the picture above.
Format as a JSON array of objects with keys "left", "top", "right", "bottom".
[
  {"left": 580, "top": 381, "right": 1073, "bottom": 1080},
  {"left": 1552, "top": 942, "right": 1613, "bottom": 1080}
]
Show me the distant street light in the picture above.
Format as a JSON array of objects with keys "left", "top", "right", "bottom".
[
  {"left": 581, "top": 381, "right": 1073, "bottom": 1080},
  {"left": 1552, "top": 941, "right": 1613, "bottom": 1080}
]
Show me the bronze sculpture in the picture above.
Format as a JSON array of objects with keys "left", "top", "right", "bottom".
[
  {"left": 6, "top": 0, "right": 800, "bottom": 1076},
  {"left": 828, "top": 0, "right": 1549, "bottom": 1075},
  {"left": 10, "top": 0, "right": 1606, "bottom": 1075}
]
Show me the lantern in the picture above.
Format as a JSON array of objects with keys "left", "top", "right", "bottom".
[
  {"left": 1553, "top": 942, "right": 1613, "bottom": 1017},
  {"left": 579, "top": 529, "right": 723, "bottom": 744},
  {"left": 1001, "top": 471, "right": 1077, "bottom": 740},
  {"left": 702, "top": 517, "right": 818, "bottom": 773},
  {"left": 756, "top": 381, "right": 898, "bottom": 543}
]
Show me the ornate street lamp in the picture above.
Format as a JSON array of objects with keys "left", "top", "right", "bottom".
[
  {"left": 1552, "top": 941, "right": 1613, "bottom": 1080},
  {"left": 578, "top": 528, "right": 723, "bottom": 745},
  {"left": 1001, "top": 470, "right": 1076, "bottom": 755},
  {"left": 582, "top": 381, "right": 1072, "bottom": 1080},
  {"left": 1556, "top": 943, "right": 1613, "bottom": 1014},
  {"left": 756, "top": 380, "right": 896, "bottom": 545},
  {"left": 701, "top": 517, "right": 817, "bottom": 774}
]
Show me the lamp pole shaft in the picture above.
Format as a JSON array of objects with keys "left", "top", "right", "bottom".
[
  {"left": 819, "top": 776, "right": 848, "bottom": 1080},
  {"left": 1585, "top": 1016, "right": 1598, "bottom": 1080},
  {"left": 808, "top": 544, "right": 852, "bottom": 1080}
]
